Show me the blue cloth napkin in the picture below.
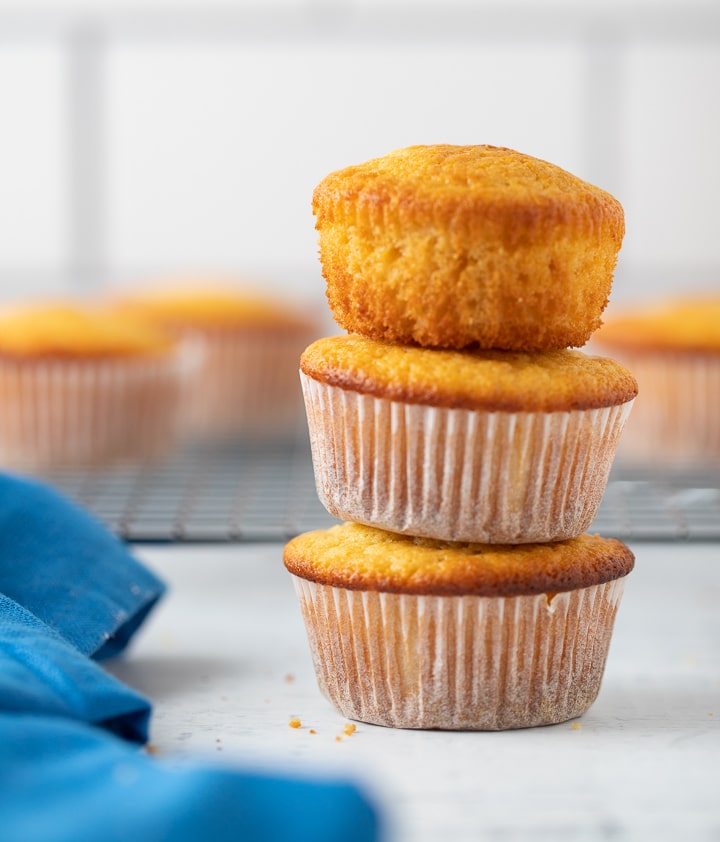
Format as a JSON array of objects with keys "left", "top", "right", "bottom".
[
  {"left": 0, "top": 473, "right": 381, "bottom": 841},
  {"left": 0, "top": 715, "right": 380, "bottom": 842},
  {"left": 0, "top": 473, "right": 165, "bottom": 659},
  {"left": 0, "top": 592, "right": 151, "bottom": 742}
]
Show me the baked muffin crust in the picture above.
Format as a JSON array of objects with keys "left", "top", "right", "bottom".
[
  {"left": 284, "top": 523, "right": 634, "bottom": 596},
  {"left": 0, "top": 303, "right": 175, "bottom": 358},
  {"left": 115, "top": 283, "right": 314, "bottom": 332},
  {"left": 301, "top": 334, "right": 638, "bottom": 412},
  {"left": 594, "top": 297, "right": 720, "bottom": 353},
  {"left": 313, "top": 144, "right": 625, "bottom": 350}
]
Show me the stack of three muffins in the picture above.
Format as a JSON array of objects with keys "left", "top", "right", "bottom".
[{"left": 284, "top": 146, "right": 638, "bottom": 730}]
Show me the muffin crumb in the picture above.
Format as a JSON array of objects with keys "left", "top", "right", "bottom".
[{"left": 288, "top": 717, "right": 302, "bottom": 729}]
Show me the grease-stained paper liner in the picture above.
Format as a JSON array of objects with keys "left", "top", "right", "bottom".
[
  {"left": 594, "top": 349, "right": 720, "bottom": 467},
  {"left": 185, "top": 328, "right": 314, "bottom": 442},
  {"left": 291, "top": 575, "right": 627, "bottom": 730},
  {"left": 301, "top": 373, "right": 634, "bottom": 543},
  {"left": 0, "top": 354, "right": 185, "bottom": 470}
]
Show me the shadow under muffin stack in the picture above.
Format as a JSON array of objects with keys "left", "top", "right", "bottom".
[{"left": 284, "top": 145, "right": 638, "bottom": 730}]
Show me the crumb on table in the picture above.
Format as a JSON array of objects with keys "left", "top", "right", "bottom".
[{"left": 289, "top": 717, "right": 302, "bottom": 729}]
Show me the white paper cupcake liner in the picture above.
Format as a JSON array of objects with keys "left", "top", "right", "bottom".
[
  {"left": 184, "top": 328, "right": 313, "bottom": 441},
  {"left": 301, "top": 373, "right": 634, "bottom": 543},
  {"left": 598, "top": 350, "right": 720, "bottom": 467},
  {"left": 291, "top": 574, "right": 627, "bottom": 730},
  {"left": 0, "top": 353, "right": 186, "bottom": 470}
]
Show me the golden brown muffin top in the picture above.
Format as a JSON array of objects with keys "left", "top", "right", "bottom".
[
  {"left": 284, "top": 523, "right": 634, "bottom": 597},
  {"left": 113, "top": 282, "right": 315, "bottom": 331},
  {"left": 593, "top": 297, "right": 720, "bottom": 353},
  {"left": 312, "top": 145, "right": 625, "bottom": 352},
  {"left": 0, "top": 302, "right": 176, "bottom": 358},
  {"left": 313, "top": 144, "right": 624, "bottom": 243},
  {"left": 301, "top": 334, "right": 638, "bottom": 412}
]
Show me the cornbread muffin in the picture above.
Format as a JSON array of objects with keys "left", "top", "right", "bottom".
[
  {"left": 284, "top": 522, "right": 635, "bottom": 730},
  {"left": 300, "top": 334, "right": 637, "bottom": 543},
  {"left": 0, "top": 302, "right": 185, "bottom": 469},
  {"left": 313, "top": 145, "right": 625, "bottom": 350},
  {"left": 591, "top": 297, "right": 720, "bottom": 466},
  {"left": 113, "top": 283, "right": 319, "bottom": 440}
]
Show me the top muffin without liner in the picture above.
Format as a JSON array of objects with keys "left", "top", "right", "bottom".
[{"left": 313, "top": 144, "right": 624, "bottom": 351}]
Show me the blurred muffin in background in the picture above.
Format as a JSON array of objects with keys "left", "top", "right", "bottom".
[
  {"left": 112, "top": 281, "right": 319, "bottom": 442},
  {"left": 0, "top": 301, "right": 186, "bottom": 471},
  {"left": 591, "top": 296, "right": 720, "bottom": 467}
]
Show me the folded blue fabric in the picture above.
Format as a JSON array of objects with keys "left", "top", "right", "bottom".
[
  {"left": 0, "top": 473, "right": 381, "bottom": 841},
  {"left": 0, "top": 593, "right": 150, "bottom": 742},
  {"left": 0, "top": 473, "right": 165, "bottom": 659},
  {"left": 0, "top": 715, "right": 381, "bottom": 842}
]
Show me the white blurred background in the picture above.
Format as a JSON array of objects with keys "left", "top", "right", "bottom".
[{"left": 0, "top": 0, "right": 718, "bottom": 319}]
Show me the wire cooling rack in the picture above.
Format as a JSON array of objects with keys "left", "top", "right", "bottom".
[{"left": 38, "top": 437, "right": 720, "bottom": 543}]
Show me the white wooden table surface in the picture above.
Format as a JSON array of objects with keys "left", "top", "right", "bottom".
[{"left": 108, "top": 542, "right": 720, "bottom": 842}]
